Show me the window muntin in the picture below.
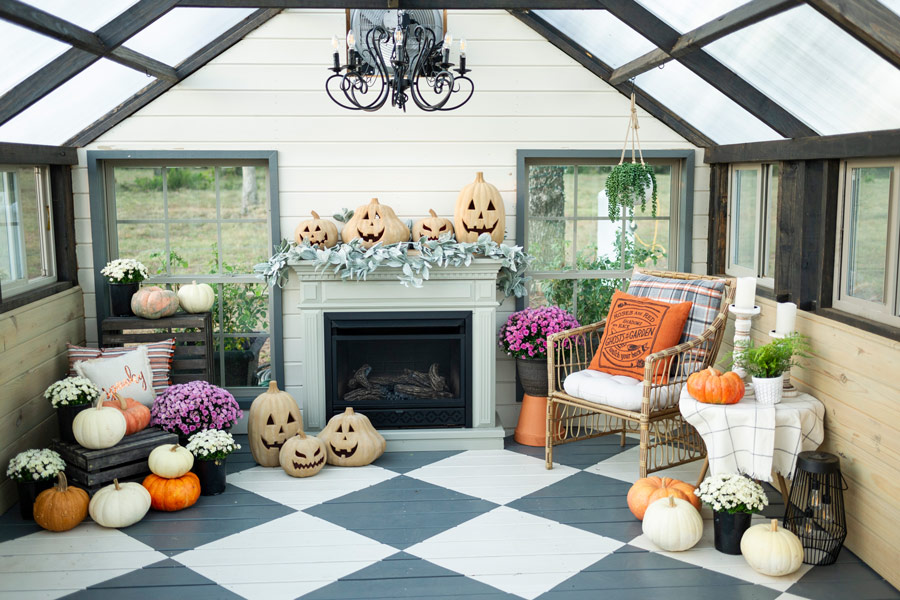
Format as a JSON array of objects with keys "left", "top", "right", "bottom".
[
  {"left": 0, "top": 166, "right": 56, "bottom": 297},
  {"left": 726, "top": 163, "right": 778, "bottom": 287}
]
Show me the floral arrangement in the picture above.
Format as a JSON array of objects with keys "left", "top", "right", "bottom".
[
  {"left": 6, "top": 449, "right": 66, "bottom": 482},
  {"left": 101, "top": 258, "right": 149, "bottom": 284},
  {"left": 186, "top": 429, "right": 241, "bottom": 461},
  {"left": 498, "top": 305, "right": 580, "bottom": 360},
  {"left": 695, "top": 473, "right": 769, "bottom": 514},
  {"left": 150, "top": 381, "right": 243, "bottom": 436},
  {"left": 44, "top": 376, "right": 101, "bottom": 408}
]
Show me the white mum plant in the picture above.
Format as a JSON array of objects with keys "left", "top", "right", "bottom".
[
  {"left": 101, "top": 258, "right": 149, "bottom": 284},
  {"left": 695, "top": 473, "right": 769, "bottom": 514},
  {"left": 186, "top": 429, "right": 241, "bottom": 461},
  {"left": 44, "top": 376, "right": 101, "bottom": 408},
  {"left": 7, "top": 449, "right": 66, "bottom": 482}
]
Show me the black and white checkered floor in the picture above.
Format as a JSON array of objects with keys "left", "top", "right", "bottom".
[{"left": 1, "top": 434, "right": 897, "bottom": 600}]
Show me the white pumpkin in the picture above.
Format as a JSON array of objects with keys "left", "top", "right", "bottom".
[
  {"left": 148, "top": 444, "right": 194, "bottom": 478},
  {"left": 73, "top": 402, "right": 126, "bottom": 449},
  {"left": 642, "top": 495, "right": 704, "bottom": 552},
  {"left": 89, "top": 479, "right": 151, "bottom": 528},
  {"left": 177, "top": 280, "right": 215, "bottom": 313},
  {"left": 741, "top": 518, "right": 804, "bottom": 576}
]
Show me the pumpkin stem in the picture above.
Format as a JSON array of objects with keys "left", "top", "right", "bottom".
[
  {"left": 267, "top": 381, "right": 280, "bottom": 393},
  {"left": 115, "top": 393, "right": 127, "bottom": 410},
  {"left": 56, "top": 471, "right": 68, "bottom": 492},
  {"left": 370, "top": 198, "right": 380, "bottom": 205},
  {"left": 311, "top": 210, "right": 320, "bottom": 219},
  {"left": 343, "top": 407, "right": 354, "bottom": 415},
  {"left": 428, "top": 209, "right": 438, "bottom": 218},
  {"left": 475, "top": 171, "right": 484, "bottom": 182},
  {"left": 770, "top": 519, "right": 779, "bottom": 532},
  {"left": 668, "top": 495, "right": 676, "bottom": 508},
  {"left": 113, "top": 478, "right": 121, "bottom": 491},
  {"left": 170, "top": 445, "right": 180, "bottom": 452}
]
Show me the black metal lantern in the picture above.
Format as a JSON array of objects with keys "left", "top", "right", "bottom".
[{"left": 783, "top": 450, "right": 848, "bottom": 565}]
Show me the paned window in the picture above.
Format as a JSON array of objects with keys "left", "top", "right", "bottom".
[
  {"left": 0, "top": 165, "right": 56, "bottom": 298},
  {"left": 726, "top": 163, "right": 779, "bottom": 286}
]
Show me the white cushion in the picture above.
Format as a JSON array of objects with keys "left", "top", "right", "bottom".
[
  {"left": 562, "top": 369, "right": 680, "bottom": 412},
  {"left": 75, "top": 345, "right": 156, "bottom": 406}
]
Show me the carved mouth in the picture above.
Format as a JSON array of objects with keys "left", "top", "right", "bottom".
[
  {"left": 292, "top": 455, "right": 325, "bottom": 470},
  {"left": 262, "top": 439, "right": 285, "bottom": 450},
  {"left": 463, "top": 223, "right": 496, "bottom": 235},
  {"left": 330, "top": 442, "right": 358, "bottom": 458},
  {"left": 360, "top": 232, "right": 383, "bottom": 242}
]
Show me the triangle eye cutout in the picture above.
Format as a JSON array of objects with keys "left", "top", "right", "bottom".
[
  {"left": 487, "top": 201, "right": 496, "bottom": 211},
  {"left": 468, "top": 200, "right": 475, "bottom": 210},
  {"left": 287, "top": 414, "right": 296, "bottom": 423},
  {"left": 267, "top": 415, "right": 275, "bottom": 425},
  {"left": 348, "top": 424, "right": 355, "bottom": 433}
]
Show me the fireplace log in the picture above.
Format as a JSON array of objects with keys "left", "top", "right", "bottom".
[
  {"left": 344, "top": 387, "right": 384, "bottom": 402},
  {"left": 395, "top": 384, "right": 453, "bottom": 398},
  {"left": 345, "top": 363, "right": 453, "bottom": 400}
]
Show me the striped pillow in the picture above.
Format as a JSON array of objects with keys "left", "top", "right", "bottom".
[
  {"left": 67, "top": 339, "right": 175, "bottom": 394},
  {"left": 627, "top": 273, "right": 726, "bottom": 345}
]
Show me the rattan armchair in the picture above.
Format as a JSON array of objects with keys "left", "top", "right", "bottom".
[{"left": 545, "top": 269, "right": 735, "bottom": 479}]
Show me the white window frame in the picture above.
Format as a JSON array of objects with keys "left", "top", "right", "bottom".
[
  {"left": 0, "top": 165, "right": 56, "bottom": 298},
  {"left": 726, "top": 162, "right": 778, "bottom": 288},
  {"left": 833, "top": 159, "right": 900, "bottom": 327}
]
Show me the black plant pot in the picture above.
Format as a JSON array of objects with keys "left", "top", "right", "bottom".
[
  {"left": 57, "top": 403, "right": 91, "bottom": 443},
  {"left": 516, "top": 358, "right": 549, "bottom": 397},
  {"left": 109, "top": 282, "right": 139, "bottom": 317},
  {"left": 713, "top": 510, "right": 752, "bottom": 554},
  {"left": 17, "top": 479, "right": 55, "bottom": 520},
  {"left": 194, "top": 458, "right": 227, "bottom": 495}
]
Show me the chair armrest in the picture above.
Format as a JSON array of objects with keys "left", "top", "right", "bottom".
[{"left": 547, "top": 320, "right": 607, "bottom": 396}]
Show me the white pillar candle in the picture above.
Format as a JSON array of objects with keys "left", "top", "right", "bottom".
[
  {"left": 775, "top": 302, "right": 798, "bottom": 335},
  {"left": 734, "top": 277, "right": 757, "bottom": 309}
]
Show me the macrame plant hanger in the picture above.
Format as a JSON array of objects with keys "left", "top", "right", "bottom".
[{"left": 619, "top": 85, "right": 645, "bottom": 169}]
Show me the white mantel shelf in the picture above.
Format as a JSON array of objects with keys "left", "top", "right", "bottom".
[{"left": 288, "top": 258, "right": 506, "bottom": 451}]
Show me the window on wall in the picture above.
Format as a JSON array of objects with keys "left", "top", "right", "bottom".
[
  {"left": 726, "top": 163, "right": 779, "bottom": 286},
  {"left": 0, "top": 165, "right": 56, "bottom": 298},
  {"left": 101, "top": 160, "right": 276, "bottom": 394},
  {"left": 522, "top": 156, "right": 683, "bottom": 325},
  {"left": 833, "top": 160, "right": 900, "bottom": 327}
]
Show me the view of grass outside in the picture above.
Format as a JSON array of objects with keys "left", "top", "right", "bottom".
[
  {"left": 0, "top": 167, "right": 44, "bottom": 287},
  {"left": 846, "top": 166, "right": 892, "bottom": 303},
  {"left": 732, "top": 167, "right": 759, "bottom": 270}
]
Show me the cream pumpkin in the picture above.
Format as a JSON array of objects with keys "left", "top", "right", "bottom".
[
  {"left": 279, "top": 431, "right": 327, "bottom": 478},
  {"left": 642, "top": 495, "right": 704, "bottom": 552},
  {"left": 248, "top": 381, "right": 303, "bottom": 467},
  {"left": 454, "top": 172, "right": 505, "bottom": 243},
  {"left": 412, "top": 209, "right": 454, "bottom": 241},
  {"left": 340, "top": 198, "right": 410, "bottom": 249},
  {"left": 131, "top": 286, "right": 179, "bottom": 319},
  {"left": 73, "top": 400, "right": 127, "bottom": 449},
  {"left": 295, "top": 211, "right": 339, "bottom": 248},
  {"left": 177, "top": 280, "right": 215, "bottom": 313},
  {"left": 148, "top": 444, "right": 194, "bottom": 478},
  {"left": 317, "top": 407, "right": 386, "bottom": 467},
  {"left": 89, "top": 479, "right": 151, "bottom": 528},
  {"left": 741, "top": 519, "right": 804, "bottom": 576}
]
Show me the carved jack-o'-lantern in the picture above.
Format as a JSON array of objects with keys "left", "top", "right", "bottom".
[
  {"left": 412, "top": 209, "right": 454, "bottom": 241},
  {"left": 248, "top": 381, "right": 303, "bottom": 467},
  {"left": 340, "top": 198, "right": 410, "bottom": 249},
  {"left": 454, "top": 172, "right": 506, "bottom": 244},
  {"left": 294, "top": 211, "right": 339, "bottom": 248},
  {"left": 317, "top": 407, "right": 386, "bottom": 467},
  {"left": 279, "top": 430, "right": 327, "bottom": 478}
]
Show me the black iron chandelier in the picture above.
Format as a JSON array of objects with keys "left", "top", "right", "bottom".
[{"left": 326, "top": 10, "right": 474, "bottom": 112}]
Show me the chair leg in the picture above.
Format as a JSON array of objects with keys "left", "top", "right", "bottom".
[
  {"left": 696, "top": 457, "right": 709, "bottom": 487},
  {"left": 620, "top": 427, "right": 626, "bottom": 447},
  {"left": 545, "top": 397, "right": 554, "bottom": 470},
  {"left": 639, "top": 418, "right": 649, "bottom": 479}
]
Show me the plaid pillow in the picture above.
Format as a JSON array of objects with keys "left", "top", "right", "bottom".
[
  {"left": 627, "top": 272, "right": 726, "bottom": 345},
  {"left": 67, "top": 339, "right": 175, "bottom": 394}
]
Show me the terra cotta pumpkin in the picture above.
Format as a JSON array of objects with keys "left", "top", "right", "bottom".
[
  {"left": 33, "top": 472, "right": 89, "bottom": 532},
  {"left": 627, "top": 476, "right": 701, "bottom": 520},
  {"left": 279, "top": 430, "right": 327, "bottom": 477},
  {"left": 102, "top": 393, "right": 151, "bottom": 436},
  {"left": 454, "top": 172, "right": 505, "bottom": 243},
  {"left": 412, "top": 209, "right": 454, "bottom": 241},
  {"left": 340, "top": 198, "right": 410, "bottom": 249},
  {"left": 295, "top": 210, "right": 339, "bottom": 248},
  {"left": 131, "top": 286, "right": 179, "bottom": 319},
  {"left": 317, "top": 407, "right": 386, "bottom": 467},
  {"left": 142, "top": 472, "right": 201, "bottom": 512},
  {"left": 687, "top": 367, "right": 745, "bottom": 405},
  {"left": 248, "top": 381, "right": 303, "bottom": 467}
]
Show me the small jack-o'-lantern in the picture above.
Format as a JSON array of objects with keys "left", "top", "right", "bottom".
[
  {"left": 279, "top": 430, "right": 327, "bottom": 478},
  {"left": 317, "top": 407, "right": 386, "bottom": 467},
  {"left": 454, "top": 171, "right": 506, "bottom": 244},
  {"left": 248, "top": 381, "right": 303, "bottom": 467},
  {"left": 412, "top": 209, "right": 454, "bottom": 241},
  {"left": 294, "top": 211, "right": 339, "bottom": 248},
  {"left": 340, "top": 198, "right": 410, "bottom": 249}
]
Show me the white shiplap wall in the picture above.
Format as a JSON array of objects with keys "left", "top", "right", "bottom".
[{"left": 72, "top": 9, "right": 709, "bottom": 431}]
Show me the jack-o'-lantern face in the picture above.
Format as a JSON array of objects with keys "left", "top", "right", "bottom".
[
  {"left": 454, "top": 172, "right": 506, "bottom": 244},
  {"left": 294, "top": 211, "right": 338, "bottom": 248},
  {"left": 248, "top": 382, "right": 303, "bottom": 467},
  {"left": 341, "top": 198, "right": 410, "bottom": 249},
  {"left": 279, "top": 431, "right": 327, "bottom": 478},
  {"left": 412, "top": 209, "right": 454, "bottom": 241},
  {"left": 329, "top": 422, "right": 358, "bottom": 459},
  {"left": 317, "top": 407, "right": 386, "bottom": 467}
]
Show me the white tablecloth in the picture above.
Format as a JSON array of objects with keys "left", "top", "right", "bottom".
[{"left": 679, "top": 388, "right": 825, "bottom": 481}]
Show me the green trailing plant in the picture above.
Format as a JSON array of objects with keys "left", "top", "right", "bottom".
[
  {"left": 208, "top": 244, "right": 269, "bottom": 352},
  {"left": 731, "top": 334, "right": 811, "bottom": 378},
  {"left": 605, "top": 162, "right": 657, "bottom": 222}
]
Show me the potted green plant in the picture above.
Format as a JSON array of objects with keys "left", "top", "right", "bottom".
[
  {"left": 605, "top": 161, "right": 658, "bottom": 222},
  {"left": 732, "top": 334, "right": 810, "bottom": 405}
]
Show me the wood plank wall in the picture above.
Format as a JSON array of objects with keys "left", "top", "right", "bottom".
[
  {"left": 718, "top": 297, "right": 900, "bottom": 589},
  {"left": 71, "top": 9, "right": 709, "bottom": 431},
  {"left": 0, "top": 287, "right": 85, "bottom": 514}
]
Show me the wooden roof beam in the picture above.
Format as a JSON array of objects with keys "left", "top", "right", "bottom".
[
  {"left": 176, "top": 1, "right": 604, "bottom": 7},
  {"left": 0, "top": 142, "right": 78, "bottom": 165},
  {"left": 609, "top": 0, "right": 800, "bottom": 85},
  {"left": 704, "top": 127, "right": 900, "bottom": 163},
  {"left": 807, "top": 0, "right": 900, "bottom": 71}
]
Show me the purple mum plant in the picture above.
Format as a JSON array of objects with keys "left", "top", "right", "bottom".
[
  {"left": 498, "top": 305, "right": 580, "bottom": 360},
  {"left": 150, "top": 380, "right": 243, "bottom": 436}
]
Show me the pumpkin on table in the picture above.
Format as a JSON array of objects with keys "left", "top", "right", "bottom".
[
  {"left": 295, "top": 211, "right": 339, "bottom": 248},
  {"left": 73, "top": 399, "right": 127, "bottom": 450},
  {"left": 642, "top": 495, "right": 704, "bottom": 551},
  {"left": 89, "top": 478, "right": 151, "bottom": 528},
  {"left": 177, "top": 280, "right": 215, "bottom": 313},
  {"left": 340, "top": 198, "right": 410, "bottom": 249},
  {"left": 131, "top": 285, "right": 179, "bottom": 320},
  {"left": 33, "top": 472, "right": 89, "bottom": 532},
  {"left": 741, "top": 519, "right": 804, "bottom": 576},
  {"left": 249, "top": 381, "right": 303, "bottom": 467},
  {"left": 454, "top": 172, "right": 506, "bottom": 244},
  {"left": 317, "top": 407, "right": 385, "bottom": 467},
  {"left": 687, "top": 367, "right": 745, "bottom": 405},
  {"left": 279, "top": 430, "right": 327, "bottom": 478},
  {"left": 412, "top": 209, "right": 454, "bottom": 241},
  {"left": 142, "top": 472, "right": 201, "bottom": 511},
  {"left": 102, "top": 393, "right": 151, "bottom": 436},
  {"left": 627, "top": 476, "right": 701, "bottom": 520}
]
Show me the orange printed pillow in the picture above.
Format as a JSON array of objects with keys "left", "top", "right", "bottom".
[{"left": 589, "top": 290, "right": 692, "bottom": 382}]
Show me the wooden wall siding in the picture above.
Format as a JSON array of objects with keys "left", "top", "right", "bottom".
[
  {"left": 718, "top": 296, "right": 900, "bottom": 589},
  {"left": 0, "top": 287, "right": 85, "bottom": 514},
  {"left": 70, "top": 9, "right": 709, "bottom": 431}
]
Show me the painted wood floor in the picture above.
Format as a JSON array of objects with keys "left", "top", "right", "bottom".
[{"left": 0, "top": 434, "right": 897, "bottom": 600}]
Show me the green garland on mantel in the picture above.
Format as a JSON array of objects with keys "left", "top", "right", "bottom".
[{"left": 254, "top": 233, "right": 534, "bottom": 298}]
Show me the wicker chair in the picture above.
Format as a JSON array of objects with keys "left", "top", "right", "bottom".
[{"left": 545, "top": 268, "right": 735, "bottom": 479}]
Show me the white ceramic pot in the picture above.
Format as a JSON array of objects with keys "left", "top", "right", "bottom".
[{"left": 752, "top": 374, "right": 784, "bottom": 405}]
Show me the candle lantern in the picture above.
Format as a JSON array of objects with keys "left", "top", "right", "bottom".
[{"left": 783, "top": 451, "right": 848, "bottom": 565}]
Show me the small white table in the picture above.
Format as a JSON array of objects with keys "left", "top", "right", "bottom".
[{"left": 679, "top": 388, "right": 825, "bottom": 496}]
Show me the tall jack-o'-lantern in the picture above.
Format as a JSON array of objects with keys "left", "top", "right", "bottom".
[
  {"left": 294, "top": 211, "right": 339, "bottom": 248},
  {"left": 412, "top": 209, "right": 454, "bottom": 241},
  {"left": 340, "top": 198, "right": 410, "bottom": 249},
  {"left": 248, "top": 381, "right": 303, "bottom": 467},
  {"left": 454, "top": 172, "right": 506, "bottom": 244},
  {"left": 317, "top": 407, "right": 386, "bottom": 467}
]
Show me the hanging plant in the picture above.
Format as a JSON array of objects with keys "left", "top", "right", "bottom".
[{"left": 606, "top": 88, "right": 658, "bottom": 222}]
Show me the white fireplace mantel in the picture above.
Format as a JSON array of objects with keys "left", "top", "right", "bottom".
[{"left": 288, "top": 258, "right": 506, "bottom": 451}]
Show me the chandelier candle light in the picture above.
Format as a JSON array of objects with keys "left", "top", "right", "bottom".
[
  {"left": 730, "top": 277, "right": 760, "bottom": 397},
  {"left": 769, "top": 301, "right": 799, "bottom": 398}
]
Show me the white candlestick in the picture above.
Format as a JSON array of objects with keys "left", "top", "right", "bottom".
[
  {"left": 735, "top": 277, "right": 757, "bottom": 309},
  {"left": 775, "top": 302, "right": 797, "bottom": 335}
]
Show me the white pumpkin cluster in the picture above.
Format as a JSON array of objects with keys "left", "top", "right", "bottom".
[
  {"left": 100, "top": 258, "right": 148, "bottom": 284},
  {"left": 6, "top": 448, "right": 66, "bottom": 482},
  {"left": 186, "top": 429, "right": 240, "bottom": 461},
  {"left": 696, "top": 473, "right": 768, "bottom": 513},
  {"left": 44, "top": 376, "right": 100, "bottom": 408}
]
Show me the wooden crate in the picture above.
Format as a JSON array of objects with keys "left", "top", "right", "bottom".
[{"left": 51, "top": 427, "right": 178, "bottom": 494}]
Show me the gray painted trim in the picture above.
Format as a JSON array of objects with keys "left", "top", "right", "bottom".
[{"left": 86, "top": 150, "right": 282, "bottom": 398}]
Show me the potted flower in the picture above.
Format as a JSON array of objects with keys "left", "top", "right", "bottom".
[
  {"left": 44, "top": 377, "right": 101, "bottom": 443},
  {"left": 101, "top": 258, "right": 149, "bottom": 316},
  {"left": 6, "top": 448, "right": 67, "bottom": 520},
  {"left": 150, "top": 380, "right": 243, "bottom": 444},
  {"left": 499, "top": 305, "right": 580, "bottom": 397},
  {"left": 186, "top": 429, "right": 241, "bottom": 496},
  {"left": 732, "top": 333, "right": 810, "bottom": 405},
  {"left": 696, "top": 473, "right": 769, "bottom": 554}
]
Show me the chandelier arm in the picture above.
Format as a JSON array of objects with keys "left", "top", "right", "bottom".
[
  {"left": 325, "top": 73, "right": 364, "bottom": 110},
  {"left": 408, "top": 25, "right": 453, "bottom": 112},
  {"left": 345, "top": 26, "right": 391, "bottom": 112},
  {"left": 432, "top": 75, "right": 475, "bottom": 112}
]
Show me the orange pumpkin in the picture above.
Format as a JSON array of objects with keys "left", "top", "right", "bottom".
[
  {"left": 627, "top": 477, "right": 700, "bottom": 520},
  {"left": 131, "top": 286, "right": 179, "bottom": 319},
  {"left": 102, "top": 394, "right": 151, "bottom": 435},
  {"left": 33, "top": 472, "right": 89, "bottom": 532},
  {"left": 142, "top": 472, "right": 201, "bottom": 512},
  {"left": 687, "top": 367, "right": 745, "bottom": 405}
]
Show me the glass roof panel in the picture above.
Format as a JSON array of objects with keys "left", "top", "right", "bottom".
[
  {"left": 0, "top": 59, "right": 153, "bottom": 146},
  {"left": 635, "top": 0, "right": 750, "bottom": 33},
  {"left": 0, "top": 22, "right": 68, "bottom": 96},
  {"left": 123, "top": 8, "right": 255, "bottom": 67},
  {"left": 706, "top": 5, "right": 900, "bottom": 135},
  {"left": 881, "top": 0, "right": 900, "bottom": 16},
  {"left": 534, "top": 9, "right": 657, "bottom": 68},
  {"left": 22, "top": 0, "right": 139, "bottom": 32},
  {"left": 635, "top": 61, "right": 782, "bottom": 145}
]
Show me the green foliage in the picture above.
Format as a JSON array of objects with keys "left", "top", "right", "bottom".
[
  {"left": 208, "top": 244, "right": 269, "bottom": 351},
  {"left": 147, "top": 250, "right": 188, "bottom": 275},
  {"left": 732, "top": 334, "right": 811, "bottom": 378},
  {"left": 605, "top": 162, "right": 657, "bottom": 222},
  {"left": 126, "top": 167, "right": 214, "bottom": 193},
  {"left": 333, "top": 208, "right": 354, "bottom": 223}
]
